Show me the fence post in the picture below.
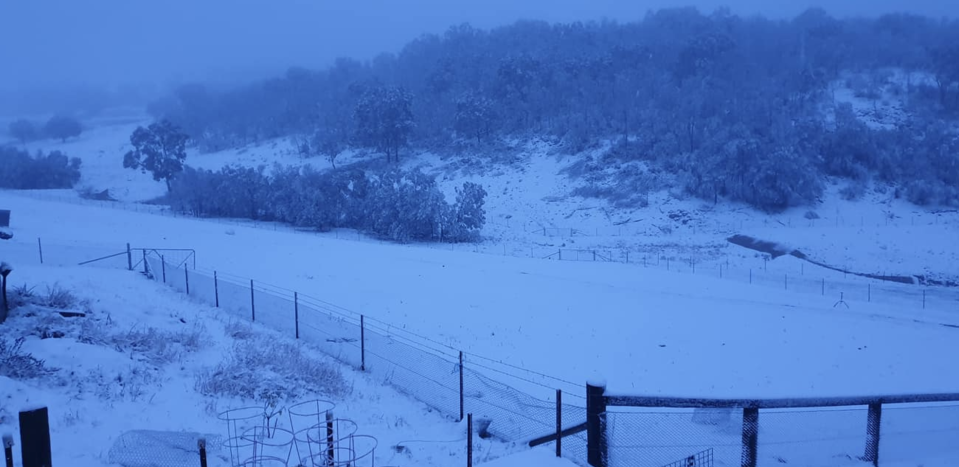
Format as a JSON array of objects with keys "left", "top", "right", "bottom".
[
  {"left": 556, "top": 389, "right": 562, "bottom": 458},
  {"left": 250, "top": 280, "right": 256, "bottom": 322},
  {"left": 142, "top": 250, "right": 147, "bottom": 274},
  {"left": 749, "top": 269, "right": 751, "bottom": 284},
  {"left": 161, "top": 255, "right": 166, "bottom": 283},
  {"left": 467, "top": 412, "right": 473, "bottom": 467},
  {"left": 868, "top": 284, "right": 871, "bottom": 302},
  {"left": 360, "top": 315, "right": 366, "bottom": 371},
  {"left": 586, "top": 381, "right": 608, "bottom": 467},
  {"left": 214, "top": 271, "right": 220, "bottom": 308},
  {"left": 741, "top": 407, "right": 759, "bottom": 467},
  {"left": 459, "top": 351, "right": 465, "bottom": 421},
  {"left": 558, "top": 250, "right": 563, "bottom": 261},
  {"left": 864, "top": 403, "right": 882, "bottom": 467},
  {"left": 126, "top": 243, "right": 132, "bottom": 271},
  {"left": 822, "top": 278, "right": 825, "bottom": 296},
  {"left": 37, "top": 238, "right": 43, "bottom": 264},
  {"left": 294, "top": 292, "right": 300, "bottom": 339},
  {"left": 784, "top": 274, "right": 787, "bottom": 290},
  {"left": 3, "top": 434, "right": 12, "bottom": 467},
  {"left": 185, "top": 268, "right": 190, "bottom": 295},
  {"left": 198, "top": 438, "right": 208, "bottom": 467}
]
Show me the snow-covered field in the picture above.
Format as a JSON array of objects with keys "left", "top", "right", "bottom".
[{"left": 2, "top": 107, "right": 959, "bottom": 466}]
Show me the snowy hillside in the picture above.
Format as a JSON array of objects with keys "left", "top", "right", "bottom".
[{"left": 1, "top": 263, "right": 581, "bottom": 467}]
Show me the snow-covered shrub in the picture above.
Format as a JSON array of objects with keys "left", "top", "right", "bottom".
[
  {"left": 223, "top": 320, "right": 255, "bottom": 340},
  {"left": 82, "top": 365, "right": 160, "bottom": 402},
  {"left": 35, "top": 284, "right": 81, "bottom": 310},
  {"left": 195, "top": 337, "right": 347, "bottom": 404},
  {"left": 0, "top": 337, "right": 56, "bottom": 380},
  {"left": 111, "top": 324, "right": 207, "bottom": 366},
  {"left": 0, "top": 146, "right": 82, "bottom": 189}
]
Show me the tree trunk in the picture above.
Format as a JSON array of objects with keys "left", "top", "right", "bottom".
[{"left": 165, "top": 178, "right": 173, "bottom": 192}]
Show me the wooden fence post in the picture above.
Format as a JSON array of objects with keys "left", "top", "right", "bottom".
[
  {"left": 198, "top": 438, "right": 208, "bottom": 467},
  {"left": 126, "top": 243, "right": 133, "bottom": 271},
  {"left": 467, "top": 413, "right": 473, "bottom": 467},
  {"left": 142, "top": 250, "right": 147, "bottom": 274},
  {"left": 864, "top": 403, "right": 882, "bottom": 467},
  {"left": 586, "top": 382, "right": 608, "bottom": 467},
  {"left": 741, "top": 408, "right": 759, "bottom": 467}
]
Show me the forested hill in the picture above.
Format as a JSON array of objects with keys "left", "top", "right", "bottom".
[{"left": 147, "top": 8, "right": 959, "bottom": 211}]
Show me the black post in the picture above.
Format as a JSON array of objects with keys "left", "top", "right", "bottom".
[
  {"left": 556, "top": 389, "right": 562, "bottom": 458},
  {"left": 214, "top": 271, "right": 219, "bottom": 308},
  {"left": 198, "top": 438, "right": 208, "bottom": 467},
  {"left": 326, "top": 411, "right": 334, "bottom": 467},
  {"left": 142, "top": 250, "right": 147, "bottom": 274},
  {"left": 185, "top": 268, "right": 190, "bottom": 295},
  {"left": 161, "top": 255, "right": 166, "bottom": 283},
  {"left": 294, "top": 292, "right": 300, "bottom": 339},
  {"left": 741, "top": 408, "right": 759, "bottom": 467},
  {"left": 749, "top": 269, "right": 751, "bottom": 284},
  {"left": 37, "top": 238, "right": 43, "bottom": 264},
  {"left": 784, "top": 274, "right": 787, "bottom": 290},
  {"left": 586, "top": 382, "right": 608, "bottom": 467},
  {"left": 126, "top": 243, "right": 133, "bottom": 271},
  {"left": 467, "top": 413, "right": 473, "bottom": 467},
  {"left": 19, "top": 407, "right": 52, "bottom": 467},
  {"left": 864, "top": 403, "right": 882, "bottom": 467},
  {"left": 250, "top": 280, "right": 256, "bottom": 322},
  {"left": 3, "top": 434, "right": 12, "bottom": 467},
  {"left": 459, "top": 351, "right": 465, "bottom": 421},
  {"left": 360, "top": 315, "right": 366, "bottom": 371}
]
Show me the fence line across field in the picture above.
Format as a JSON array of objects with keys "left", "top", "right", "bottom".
[
  {"left": 11, "top": 190, "right": 958, "bottom": 313},
  {"left": 140, "top": 250, "right": 589, "bottom": 466}
]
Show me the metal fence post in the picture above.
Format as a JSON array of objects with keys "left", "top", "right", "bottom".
[
  {"left": 741, "top": 408, "right": 759, "bottom": 467},
  {"left": 37, "top": 238, "right": 43, "bottom": 264},
  {"left": 556, "top": 389, "right": 562, "bottom": 458},
  {"left": 586, "top": 382, "right": 608, "bottom": 467},
  {"left": 360, "top": 315, "right": 366, "bottom": 371},
  {"left": 126, "top": 243, "right": 133, "bottom": 271},
  {"left": 185, "top": 268, "right": 190, "bottom": 295},
  {"left": 250, "top": 280, "right": 256, "bottom": 322},
  {"left": 214, "top": 271, "right": 220, "bottom": 308},
  {"left": 459, "top": 351, "right": 465, "bottom": 421},
  {"left": 161, "top": 255, "right": 166, "bottom": 283},
  {"left": 864, "top": 403, "right": 882, "bottom": 467},
  {"left": 294, "top": 292, "right": 300, "bottom": 339},
  {"left": 142, "top": 250, "right": 148, "bottom": 274}
]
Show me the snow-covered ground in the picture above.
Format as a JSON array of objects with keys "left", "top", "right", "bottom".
[
  {"left": 2, "top": 103, "right": 958, "bottom": 466},
  {"left": 1, "top": 263, "right": 576, "bottom": 467}
]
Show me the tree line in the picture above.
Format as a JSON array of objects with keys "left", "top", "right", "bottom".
[{"left": 145, "top": 8, "right": 959, "bottom": 211}]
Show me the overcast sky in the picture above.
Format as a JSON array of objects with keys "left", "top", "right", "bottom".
[{"left": 1, "top": 0, "right": 955, "bottom": 94}]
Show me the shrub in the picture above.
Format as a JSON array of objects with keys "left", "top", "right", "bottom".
[
  {"left": 0, "top": 337, "right": 56, "bottom": 380},
  {"left": 195, "top": 337, "right": 348, "bottom": 405},
  {"left": 0, "top": 146, "right": 82, "bottom": 189}
]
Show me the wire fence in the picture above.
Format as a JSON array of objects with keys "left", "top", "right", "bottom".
[
  {"left": 600, "top": 404, "right": 959, "bottom": 467},
  {"left": 9, "top": 190, "right": 959, "bottom": 314},
  {"left": 142, "top": 252, "right": 589, "bottom": 466}
]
